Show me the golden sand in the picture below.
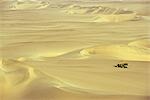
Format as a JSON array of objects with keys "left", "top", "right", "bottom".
[{"left": 0, "top": 0, "right": 150, "bottom": 100}]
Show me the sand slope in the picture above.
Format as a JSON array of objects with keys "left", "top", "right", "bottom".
[{"left": 0, "top": 1, "right": 150, "bottom": 100}]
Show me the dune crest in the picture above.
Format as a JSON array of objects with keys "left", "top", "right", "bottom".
[
  {"left": 8, "top": 0, "right": 50, "bottom": 10},
  {"left": 80, "top": 40, "right": 150, "bottom": 61},
  {"left": 128, "top": 39, "right": 150, "bottom": 48},
  {"left": 62, "top": 4, "right": 139, "bottom": 22},
  {"left": 0, "top": 1, "right": 149, "bottom": 100},
  {"left": 0, "top": 59, "right": 38, "bottom": 100}
]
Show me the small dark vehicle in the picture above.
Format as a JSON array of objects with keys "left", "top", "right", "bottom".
[{"left": 114, "top": 63, "right": 128, "bottom": 68}]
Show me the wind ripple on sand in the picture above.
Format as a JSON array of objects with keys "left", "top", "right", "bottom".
[
  {"left": 0, "top": 48, "right": 149, "bottom": 100},
  {"left": 1, "top": 58, "right": 149, "bottom": 97},
  {"left": 1, "top": 41, "right": 93, "bottom": 61}
]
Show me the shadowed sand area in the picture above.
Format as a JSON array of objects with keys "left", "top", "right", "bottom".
[{"left": 0, "top": 0, "right": 150, "bottom": 100}]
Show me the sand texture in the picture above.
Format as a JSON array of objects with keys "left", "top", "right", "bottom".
[{"left": 0, "top": 0, "right": 150, "bottom": 100}]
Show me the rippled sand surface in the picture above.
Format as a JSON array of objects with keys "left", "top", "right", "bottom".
[{"left": 0, "top": 1, "right": 150, "bottom": 100}]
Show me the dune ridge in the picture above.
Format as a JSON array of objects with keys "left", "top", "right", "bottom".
[
  {"left": 80, "top": 39, "right": 150, "bottom": 61},
  {"left": 5, "top": 0, "right": 50, "bottom": 10},
  {"left": 0, "top": 1, "right": 149, "bottom": 100},
  {"left": 0, "top": 57, "right": 149, "bottom": 100},
  {"left": 62, "top": 4, "right": 139, "bottom": 22}
]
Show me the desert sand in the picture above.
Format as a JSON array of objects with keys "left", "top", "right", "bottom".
[{"left": 0, "top": 0, "right": 150, "bottom": 100}]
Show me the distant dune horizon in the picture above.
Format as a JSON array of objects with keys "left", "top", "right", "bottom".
[{"left": 0, "top": 0, "right": 149, "bottom": 100}]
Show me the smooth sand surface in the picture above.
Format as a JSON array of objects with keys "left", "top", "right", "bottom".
[{"left": 0, "top": 0, "right": 150, "bottom": 100}]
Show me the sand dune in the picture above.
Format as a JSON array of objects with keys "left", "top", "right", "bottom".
[
  {"left": 63, "top": 4, "right": 133, "bottom": 15},
  {"left": 94, "top": 13, "right": 138, "bottom": 22},
  {"left": 7, "top": 0, "right": 50, "bottom": 10},
  {"left": 0, "top": 1, "right": 149, "bottom": 100},
  {"left": 1, "top": 41, "right": 93, "bottom": 61},
  {"left": 0, "top": 57, "right": 149, "bottom": 100},
  {"left": 62, "top": 4, "right": 139, "bottom": 22},
  {"left": 80, "top": 39, "right": 150, "bottom": 61},
  {"left": 0, "top": 58, "right": 38, "bottom": 100},
  {"left": 128, "top": 39, "right": 150, "bottom": 48}
]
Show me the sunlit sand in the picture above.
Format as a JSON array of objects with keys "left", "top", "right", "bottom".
[{"left": 0, "top": 0, "right": 150, "bottom": 100}]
